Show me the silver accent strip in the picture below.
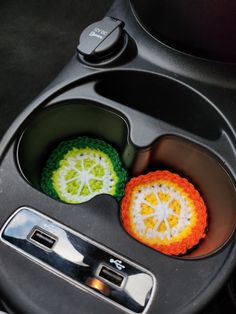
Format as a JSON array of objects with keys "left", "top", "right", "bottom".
[{"left": 0, "top": 207, "right": 157, "bottom": 314}]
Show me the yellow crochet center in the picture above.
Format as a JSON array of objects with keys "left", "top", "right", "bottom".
[{"left": 130, "top": 179, "right": 197, "bottom": 245}]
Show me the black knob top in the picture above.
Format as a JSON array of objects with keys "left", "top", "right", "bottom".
[{"left": 77, "top": 17, "right": 124, "bottom": 62}]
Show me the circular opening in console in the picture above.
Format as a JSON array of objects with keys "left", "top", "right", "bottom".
[
  {"left": 131, "top": 136, "right": 236, "bottom": 258},
  {"left": 17, "top": 100, "right": 133, "bottom": 199}
]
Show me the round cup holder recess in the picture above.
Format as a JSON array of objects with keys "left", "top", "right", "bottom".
[
  {"left": 17, "top": 100, "right": 134, "bottom": 189},
  {"left": 17, "top": 71, "right": 236, "bottom": 260},
  {"left": 132, "top": 136, "right": 236, "bottom": 258}
]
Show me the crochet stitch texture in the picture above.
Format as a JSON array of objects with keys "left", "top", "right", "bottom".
[
  {"left": 121, "top": 170, "right": 207, "bottom": 256},
  {"left": 41, "top": 137, "right": 127, "bottom": 204}
]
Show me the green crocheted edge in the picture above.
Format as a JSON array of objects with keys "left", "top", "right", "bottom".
[{"left": 41, "top": 137, "right": 128, "bottom": 203}]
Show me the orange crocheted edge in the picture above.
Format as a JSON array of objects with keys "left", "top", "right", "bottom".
[{"left": 121, "top": 170, "right": 207, "bottom": 256}]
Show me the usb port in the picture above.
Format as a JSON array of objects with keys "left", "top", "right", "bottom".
[
  {"left": 98, "top": 266, "right": 124, "bottom": 287},
  {"left": 29, "top": 228, "right": 57, "bottom": 250}
]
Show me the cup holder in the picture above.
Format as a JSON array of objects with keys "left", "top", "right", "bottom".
[
  {"left": 16, "top": 71, "right": 236, "bottom": 259},
  {"left": 132, "top": 136, "right": 236, "bottom": 258},
  {"left": 17, "top": 100, "right": 134, "bottom": 190}
]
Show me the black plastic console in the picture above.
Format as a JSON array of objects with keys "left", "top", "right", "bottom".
[{"left": 0, "top": 1, "right": 236, "bottom": 314}]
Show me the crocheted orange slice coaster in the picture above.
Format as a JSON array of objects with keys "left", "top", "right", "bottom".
[{"left": 121, "top": 170, "right": 207, "bottom": 256}]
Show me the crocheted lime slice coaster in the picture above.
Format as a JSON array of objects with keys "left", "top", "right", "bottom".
[
  {"left": 41, "top": 137, "right": 127, "bottom": 204},
  {"left": 121, "top": 170, "right": 207, "bottom": 256}
]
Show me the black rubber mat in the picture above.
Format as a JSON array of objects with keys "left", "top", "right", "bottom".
[{"left": 0, "top": 1, "right": 235, "bottom": 313}]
